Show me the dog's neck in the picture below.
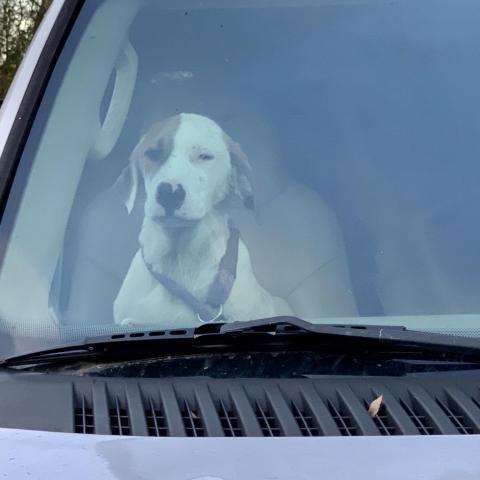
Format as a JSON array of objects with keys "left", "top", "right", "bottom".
[{"left": 139, "top": 213, "right": 228, "bottom": 280}]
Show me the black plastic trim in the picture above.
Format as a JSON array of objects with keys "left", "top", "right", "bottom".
[
  {"left": 64, "top": 373, "right": 480, "bottom": 438},
  {"left": 2, "top": 370, "right": 480, "bottom": 437}
]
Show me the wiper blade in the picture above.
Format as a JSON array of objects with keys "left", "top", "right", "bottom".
[
  {"left": 0, "top": 327, "right": 198, "bottom": 367},
  {"left": 2, "top": 316, "right": 480, "bottom": 367}
]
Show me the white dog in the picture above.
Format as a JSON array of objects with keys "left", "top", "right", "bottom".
[{"left": 113, "top": 113, "right": 292, "bottom": 327}]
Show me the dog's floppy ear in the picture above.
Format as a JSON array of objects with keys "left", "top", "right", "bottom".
[
  {"left": 226, "top": 135, "right": 255, "bottom": 210},
  {"left": 114, "top": 162, "right": 138, "bottom": 214},
  {"left": 114, "top": 141, "right": 143, "bottom": 214}
]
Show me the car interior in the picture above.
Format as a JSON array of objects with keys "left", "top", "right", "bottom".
[{"left": 1, "top": 0, "right": 480, "bottom": 343}]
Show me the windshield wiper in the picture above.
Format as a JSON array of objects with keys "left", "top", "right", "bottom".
[{"left": 2, "top": 316, "right": 480, "bottom": 367}]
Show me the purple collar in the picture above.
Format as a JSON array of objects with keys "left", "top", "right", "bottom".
[{"left": 141, "top": 221, "right": 240, "bottom": 323}]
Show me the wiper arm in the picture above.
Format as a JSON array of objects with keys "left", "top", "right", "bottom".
[
  {"left": 2, "top": 316, "right": 480, "bottom": 367},
  {"left": 218, "top": 316, "right": 480, "bottom": 354}
]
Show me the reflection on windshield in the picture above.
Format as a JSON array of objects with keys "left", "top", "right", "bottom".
[{"left": 1, "top": 0, "right": 480, "bottom": 356}]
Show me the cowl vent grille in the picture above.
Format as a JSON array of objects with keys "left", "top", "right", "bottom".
[
  {"left": 400, "top": 398, "right": 435, "bottom": 435},
  {"left": 109, "top": 396, "right": 130, "bottom": 436},
  {"left": 145, "top": 398, "right": 168, "bottom": 437},
  {"left": 255, "top": 400, "right": 281, "bottom": 437},
  {"left": 65, "top": 376, "right": 480, "bottom": 437},
  {"left": 181, "top": 399, "right": 205, "bottom": 437},
  {"left": 327, "top": 399, "right": 358, "bottom": 436},
  {"left": 435, "top": 395, "right": 478, "bottom": 435},
  {"left": 365, "top": 400, "right": 398, "bottom": 436},
  {"left": 74, "top": 394, "right": 94, "bottom": 434},
  {"left": 218, "top": 399, "right": 243, "bottom": 437},
  {"left": 291, "top": 399, "right": 320, "bottom": 436}
]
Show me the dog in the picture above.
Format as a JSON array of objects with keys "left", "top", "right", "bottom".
[{"left": 113, "top": 113, "right": 292, "bottom": 327}]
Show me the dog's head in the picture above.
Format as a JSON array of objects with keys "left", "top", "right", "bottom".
[{"left": 115, "top": 113, "right": 253, "bottom": 226}]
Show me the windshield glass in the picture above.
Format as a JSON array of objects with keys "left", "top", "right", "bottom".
[{"left": 1, "top": 0, "right": 480, "bottom": 355}]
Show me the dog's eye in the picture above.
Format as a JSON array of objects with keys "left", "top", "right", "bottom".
[
  {"left": 198, "top": 153, "right": 214, "bottom": 161},
  {"left": 145, "top": 148, "right": 163, "bottom": 162}
]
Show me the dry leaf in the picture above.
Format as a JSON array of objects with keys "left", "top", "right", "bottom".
[{"left": 367, "top": 394, "right": 383, "bottom": 417}]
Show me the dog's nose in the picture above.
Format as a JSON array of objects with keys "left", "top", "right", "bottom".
[{"left": 156, "top": 182, "right": 186, "bottom": 214}]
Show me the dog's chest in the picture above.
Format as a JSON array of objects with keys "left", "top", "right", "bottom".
[
  {"left": 137, "top": 260, "right": 218, "bottom": 327},
  {"left": 162, "top": 251, "right": 219, "bottom": 293},
  {"left": 142, "top": 252, "right": 218, "bottom": 304}
]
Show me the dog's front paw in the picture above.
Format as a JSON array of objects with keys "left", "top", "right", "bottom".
[{"left": 119, "top": 318, "right": 138, "bottom": 327}]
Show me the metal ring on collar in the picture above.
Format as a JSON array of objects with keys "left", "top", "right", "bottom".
[{"left": 196, "top": 304, "right": 223, "bottom": 323}]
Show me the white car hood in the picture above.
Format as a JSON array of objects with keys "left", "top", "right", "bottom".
[{"left": 1, "top": 428, "right": 479, "bottom": 479}]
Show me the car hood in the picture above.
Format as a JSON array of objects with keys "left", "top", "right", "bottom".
[{"left": 0, "top": 428, "right": 479, "bottom": 479}]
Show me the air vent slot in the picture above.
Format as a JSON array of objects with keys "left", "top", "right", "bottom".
[
  {"left": 363, "top": 399, "right": 398, "bottom": 436},
  {"left": 145, "top": 398, "right": 169, "bottom": 437},
  {"left": 217, "top": 399, "right": 243, "bottom": 437},
  {"left": 399, "top": 398, "right": 435, "bottom": 435},
  {"left": 436, "top": 398, "right": 475, "bottom": 435},
  {"left": 74, "top": 395, "right": 94, "bottom": 434},
  {"left": 109, "top": 397, "right": 131, "bottom": 436},
  {"left": 255, "top": 400, "right": 281, "bottom": 437},
  {"left": 290, "top": 399, "right": 320, "bottom": 436},
  {"left": 327, "top": 400, "right": 357, "bottom": 436},
  {"left": 181, "top": 399, "right": 205, "bottom": 437}
]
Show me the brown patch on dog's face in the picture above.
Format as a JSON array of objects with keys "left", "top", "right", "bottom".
[
  {"left": 136, "top": 115, "right": 181, "bottom": 181},
  {"left": 114, "top": 116, "right": 181, "bottom": 214}
]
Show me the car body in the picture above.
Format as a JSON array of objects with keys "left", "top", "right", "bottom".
[{"left": 0, "top": 430, "right": 479, "bottom": 479}]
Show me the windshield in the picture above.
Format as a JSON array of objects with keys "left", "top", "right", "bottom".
[{"left": 1, "top": 0, "right": 480, "bottom": 356}]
